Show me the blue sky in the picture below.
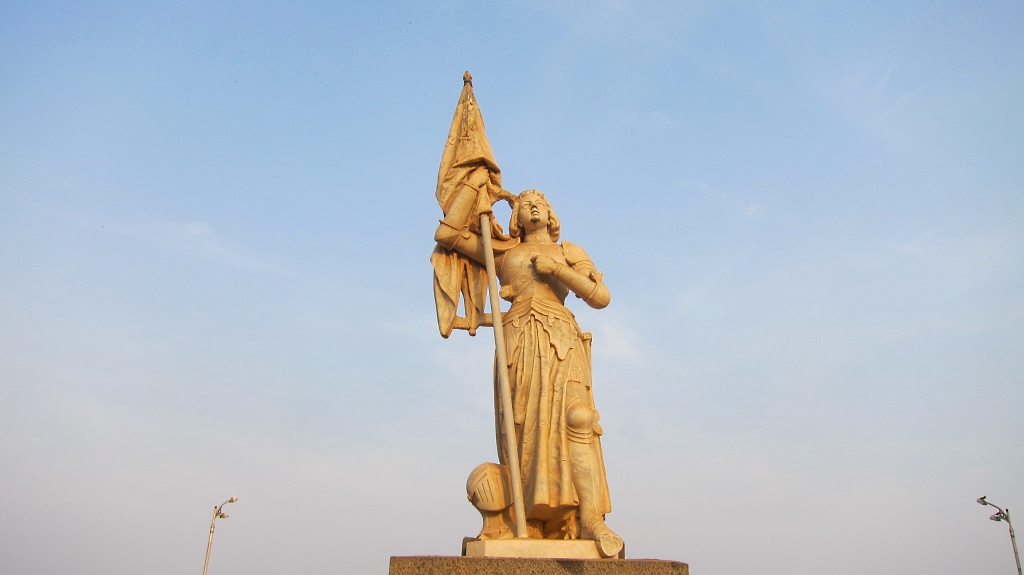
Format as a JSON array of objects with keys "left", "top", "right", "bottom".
[{"left": 1, "top": 1, "right": 1022, "bottom": 574}]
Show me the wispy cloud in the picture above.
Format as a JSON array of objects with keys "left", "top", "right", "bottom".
[
  {"left": 821, "top": 62, "right": 925, "bottom": 148},
  {"left": 679, "top": 179, "right": 767, "bottom": 218},
  {"left": 58, "top": 210, "right": 294, "bottom": 276}
]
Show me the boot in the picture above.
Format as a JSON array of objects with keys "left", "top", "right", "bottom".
[{"left": 569, "top": 440, "right": 623, "bottom": 558}]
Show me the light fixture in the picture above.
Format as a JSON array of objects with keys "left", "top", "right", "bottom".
[
  {"left": 977, "top": 495, "right": 1021, "bottom": 575},
  {"left": 202, "top": 496, "right": 239, "bottom": 575}
]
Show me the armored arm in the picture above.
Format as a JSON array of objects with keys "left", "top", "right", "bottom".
[
  {"left": 434, "top": 168, "right": 491, "bottom": 265},
  {"left": 434, "top": 168, "right": 518, "bottom": 268},
  {"left": 553, "top": 265, "right": 610, "bottom": 309},
  {"left": 532, "top": 242, "right": 610, "bottom": 309}
]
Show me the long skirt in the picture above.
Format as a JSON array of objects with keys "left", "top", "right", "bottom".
[{"left": 494, "top": 296, "right": 612, "bottom": 532}]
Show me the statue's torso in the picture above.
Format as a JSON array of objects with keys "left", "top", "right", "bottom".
[{"left": 498, "top": 242, "right": 569, "bottom": 305}]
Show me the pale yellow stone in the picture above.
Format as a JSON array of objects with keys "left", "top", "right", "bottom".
[
  {"left": 431, "top": 72, "right": 624, "bottom": 560},
  {"left": 465, "top": 539, "right": 604, "bottom": 560}
]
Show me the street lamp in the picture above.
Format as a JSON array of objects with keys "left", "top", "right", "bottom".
[
  {"left": 202, "top": 496, "right": 238, "bottom": 575},
  {"left": 978, "top": 496, "right": 1021, "bottom": 575}
]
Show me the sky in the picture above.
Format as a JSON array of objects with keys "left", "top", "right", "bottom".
[{"left": 1, "top": 1, "right": 1022, "bottom": 574}]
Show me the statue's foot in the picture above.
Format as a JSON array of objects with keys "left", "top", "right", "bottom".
[{"left": 582, "top": 519, "right": 623, "bottom": 558}]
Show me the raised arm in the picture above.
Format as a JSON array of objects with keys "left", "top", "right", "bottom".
[
  {"left": 435, "top": 167, "right": 519, "bottom": 268},
  {"left": 434, "top": 167, "right": 491, "bottom": 265}
]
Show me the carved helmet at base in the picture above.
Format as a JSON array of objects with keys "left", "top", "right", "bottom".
[{"left": 466, "top": 462, "right": 512, "bottom": 512}]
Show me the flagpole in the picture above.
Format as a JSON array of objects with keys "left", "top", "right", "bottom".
[{"left": 479, "top": 212, "right": 529, "bottom": 539}]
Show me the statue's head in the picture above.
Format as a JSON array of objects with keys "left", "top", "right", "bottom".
[{"left": 510, "top": 190, "right": 560, "bottom": 242}]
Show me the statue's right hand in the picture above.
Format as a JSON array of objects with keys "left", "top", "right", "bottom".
[
  {"left": 531, "top": 254, "right": 559, "bottom": 275},
  {"left": 468, "top": 166, "right": 490, "bottom": 188},
  {"left": 475, "top": 194, "right": 494, "bottom": 219}
]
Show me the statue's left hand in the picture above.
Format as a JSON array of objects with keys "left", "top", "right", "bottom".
[{"left": 531, "top": 254, "right": 559, "bottom": 275}]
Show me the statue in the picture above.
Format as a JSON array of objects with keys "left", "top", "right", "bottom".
[{"left": 430, "top": 72, "right": 623, "bottom": 559}]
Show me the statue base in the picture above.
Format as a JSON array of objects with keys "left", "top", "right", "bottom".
[
  {"left": 390, "top": 556, "right": 688, "bottom": 575},
  {"left": 465, "top": 538, "right": 612, "bottom": 559}
]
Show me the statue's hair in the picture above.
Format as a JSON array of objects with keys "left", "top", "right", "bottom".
[{"left": 509, "top": 190, "right": 560, "bottom": 242}]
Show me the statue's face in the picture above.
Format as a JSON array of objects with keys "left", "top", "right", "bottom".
[{"left": 518, "top": 196, "right": 549, "bottom": 234}]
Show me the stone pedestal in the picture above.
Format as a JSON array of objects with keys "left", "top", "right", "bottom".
[{"left": 389, "top": 556, "right": 689, "bottom": 575}]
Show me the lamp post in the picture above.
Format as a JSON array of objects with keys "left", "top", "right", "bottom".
[
  {"left": 202, "top": 496, "right": 238, "bottom": 575},
  {"left": 978, "top": 496, "right": 1021, "bottom": 575}
]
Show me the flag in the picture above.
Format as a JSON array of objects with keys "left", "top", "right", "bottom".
[{"left": 431, "top": 72, "right": 516, "bottom": 337}]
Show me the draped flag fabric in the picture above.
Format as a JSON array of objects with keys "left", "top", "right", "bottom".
[
  {"left": 431, "top": 72, "right": 515, "bottom": 338},
  {"left": 435, "top": 72, "right": 505, "bottom": 216}
]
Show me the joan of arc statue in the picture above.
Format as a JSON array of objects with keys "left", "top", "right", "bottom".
[{"left": 430, "top": 73, "right": 623, "bottom": 559}]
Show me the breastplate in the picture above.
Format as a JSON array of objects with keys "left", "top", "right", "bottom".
[{"left": 500, "top": 246, "right": 569, "bottom": 303}]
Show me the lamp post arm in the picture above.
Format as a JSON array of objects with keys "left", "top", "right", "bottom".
[
  {"left": 215, "top": 498, "right": 234, "bottom": 516},
  {"left": 984, "top": 500, "right": 1007, "bottom": 516}
]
